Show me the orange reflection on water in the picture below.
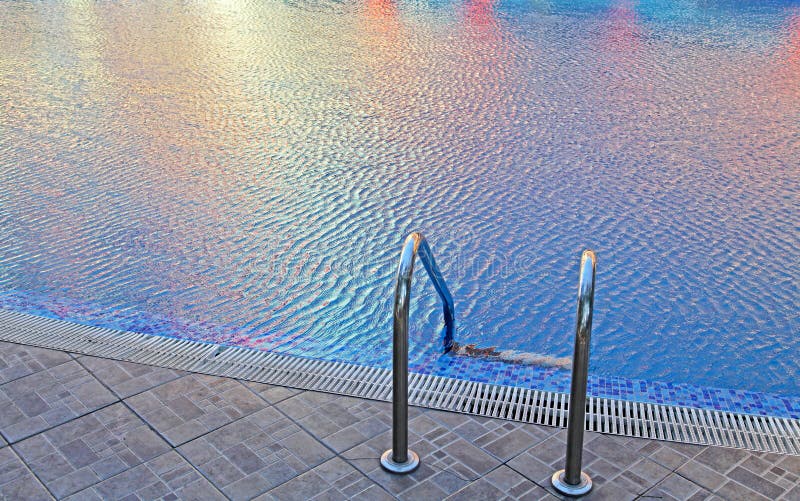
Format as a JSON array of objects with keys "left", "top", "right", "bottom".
[
  {"left": 360, "top": 0, "right": 403, "bottom": 53},
  {"left": 365, "top": 0, "right": 397, "bottom": 20},
  {"left": 790, "top": 14, "right": 800, "bottom": 59},
  {"left": 775, "top": 12, "right": 800, "bottom": 99},
  {"left": 80, "top": 0, "right": 288, "bottom": 330}
]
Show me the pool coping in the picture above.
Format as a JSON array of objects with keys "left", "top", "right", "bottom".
[{"left": 1, "top": 308, "right": 798, "bottom": 457}]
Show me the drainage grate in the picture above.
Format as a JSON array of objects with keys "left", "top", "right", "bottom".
[{"left": 1, "top": 309, "right": 798, "bottom": 456}]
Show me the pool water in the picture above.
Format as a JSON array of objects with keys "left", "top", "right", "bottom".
[{"left": 0, "top": 0, "right": 798, "bottom": 400}]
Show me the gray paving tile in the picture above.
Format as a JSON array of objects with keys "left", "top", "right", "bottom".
[
  {"left": 341, "top": 412, "right": 500, "bottom": 497},
  {"left": 445, "top": 478, "right": 505, "bottom": 500},
  {"left": 643, "top": 473, "right": 713, "bottom": 501},
  {"left": 78, "top": 356, "right": 184, "bottom": 398},
  {"left": 783, "top": 484, "right": 800, "bottom": 501},
  {"left": 401, "top": 478, "right": 450, "bottom": 500},
  {"left": 739, "top": 454, "right": 775, "bottom": 476},
  {"left": 582, "top": 456, "right": 622, "bottom": 483},
  {"left": 427, "top": 468, "right": 474, "bottom": 496},
  {"left": 4, "top": 343, "right": 800, "bottom": 501},
  {"left": 0, "top": 360, "right": 117, "bottom": 442},
  {"left": 582, "top": 433, "right": 643, "bottom": 470},
  {"left": 442, "top": 437, "right": 502, "bottom": 476},
  {"left": 737, "top": 452, "right": 800, "bottom": 496},
  {"left": 677, "top": 458, "right": 729, "bottom": 491},
  {"left": 778, "top": 454, "right": 800, "bottom": 475},
  {"left": 507, "top": 432, "right": 668, "bottom": 500},
  {"left": 693, "top": 446, "right": 749, "bottom": 474},
  {"left": 276, "top": 391, "right": 393, "bottom": 453},
  {"left": 606, "top": 435, "right": 702, "bottom": 471},
  {"left": 599, "top": 457, "right": 670, "bottom": 494},
  {"left": 65, "top": 450, "right": 225, "bottom": 501},
  {"left": 770, "top": 455, "right": 800, "bottom": 494},
  {"left": 482, "top": 427, "right": 553, "bottom": 461},
  {"left": 0, "top": 446, "right": 52, "bottom": 500},
  {"left": 262, "top": 457, "right": 379, "bottom": 501},
  {"left": 179, "top": 406, "right": 335, "bottom": 500},
  {"left": 506, "top": 434, "right": 567, "bottom": 486},
  {"left": 0, "top": 342, "right": 72, "bottom": 385},
  {"left": 350, "top": 484, "right": 396, "bottom": 501},
  {"left": 126, "top": 374, "right": 267, "bottom": 446},
  {"left": 726, "top": 465, "right": 786, "bottom": 499},
  {"left": 16, "top": 402, "right": 171, "bottom": 498},
  {"left": 714, "top": 479, "right": 771, "bottom": 501},
  {"left": 424, "top": 409, "right": 476, "bottom": 430},
  {"left": 244, "top": 381, "right": 302, "bottom": 404},
  {"left": 427, "top": 410, "right": 556, "bottom": 462},
  {"left": 578, "top": 481, "right": 641, "bottom": 501},
  {"left": 482, "top": 465, "right": 551, "bottom": 500}
]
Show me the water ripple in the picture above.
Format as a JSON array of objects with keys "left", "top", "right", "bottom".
[{"left": 0, "top": 0, "right": 798, "bottom": 395}]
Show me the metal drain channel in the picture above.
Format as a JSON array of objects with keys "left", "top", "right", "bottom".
[{"left": 1, "top": 309, "right": 798, "bottom": 456}]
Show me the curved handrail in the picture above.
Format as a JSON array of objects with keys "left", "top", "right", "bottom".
[
  {"left": 382, "top": 232, "right": 455, "bottom": 473},
  {"left": 394, "top": 232, "right": 455, "bottom": 353}
]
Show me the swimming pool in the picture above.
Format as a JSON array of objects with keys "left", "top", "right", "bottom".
[{"left": 0, "top": 0, "right": 798, "bottom": 413}]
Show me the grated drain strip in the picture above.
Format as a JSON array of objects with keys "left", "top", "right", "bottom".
[{"left": 0, "top": 309, "right": 798, "bottom": 456}]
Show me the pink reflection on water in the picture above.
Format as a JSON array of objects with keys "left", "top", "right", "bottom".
[
  {"left": 458, "top": 0, "right": 512, "bottom": 89},
  {"left": 361, "top": 0, "right": 404, "bottom": 57},
  {"left": 460, "top": 0, "right": 506, "bottom": 53},
  {"left": 601, "top": 0, "right": 644, "bottom": 54},
  {"left": 594, "top": 0, "right": 655, "bottom": 121},
  {"left": 463, "top": 0, "right": 498, "bottom": 32}
]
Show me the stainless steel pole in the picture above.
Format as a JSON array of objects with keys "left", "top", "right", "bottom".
[
  {"left": 552, "top": 250, "right": 596, "bottom": 496},
  {"left": 380, "top": 234, "right": 423, "bottom": 474}
]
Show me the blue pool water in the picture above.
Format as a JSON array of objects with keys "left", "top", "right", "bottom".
[{"left": 1, "top": 0, "right": 798, "bottom": 412}]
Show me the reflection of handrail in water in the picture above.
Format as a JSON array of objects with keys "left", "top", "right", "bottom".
[{"left": 450, "top": 341, "right": 572, "bottom": 369}]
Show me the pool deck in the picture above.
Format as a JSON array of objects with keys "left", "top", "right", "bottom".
[{"left": 0, "top": 341, "right": 798, "bottom": 500}]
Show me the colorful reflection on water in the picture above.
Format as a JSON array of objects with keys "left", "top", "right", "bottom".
[{"left": 0, "top": 0, "right": 798, "bottom": 396}]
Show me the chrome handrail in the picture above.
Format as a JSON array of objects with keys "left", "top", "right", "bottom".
[
  {"left": 552, "top": 249, "right": 597, "bottom": 496},
  {"left": 381, "top": 232, "right": 455, "bottom": 474}
]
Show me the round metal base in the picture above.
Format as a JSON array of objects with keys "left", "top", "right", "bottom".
[
  {"left": 551, "top": 470, "right": 592, "bottom": 496},
  {"left": 380, "top": 450, "right": 420, "bottom": 474}
]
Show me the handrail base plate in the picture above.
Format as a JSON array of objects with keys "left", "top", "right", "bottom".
[
  {"left": 380, "top": 449, "right": 420, "bottom": 474},
  {"left": 551, "top": 470, "right": 592, "bottom": 496}
]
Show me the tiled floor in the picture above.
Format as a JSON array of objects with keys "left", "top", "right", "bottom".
[{"left": 0, "top": 341, "right": 798, "bottom": 500}]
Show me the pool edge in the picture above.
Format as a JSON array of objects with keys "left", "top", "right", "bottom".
[{"left": 1, "top": 308, "right": 798, "bottom": 456}]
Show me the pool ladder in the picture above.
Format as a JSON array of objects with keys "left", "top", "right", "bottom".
[{"left": 382, "top": 232, "right": 597, "bottom": 497}]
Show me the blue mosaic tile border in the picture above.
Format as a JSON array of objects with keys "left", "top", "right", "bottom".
[{"left": 412, "top": 353, "right": 800, "bottom": 420}]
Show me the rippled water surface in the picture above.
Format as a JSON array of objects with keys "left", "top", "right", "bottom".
[{"left": 1, "top": 0, "right": 798, "bottom": 396}]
